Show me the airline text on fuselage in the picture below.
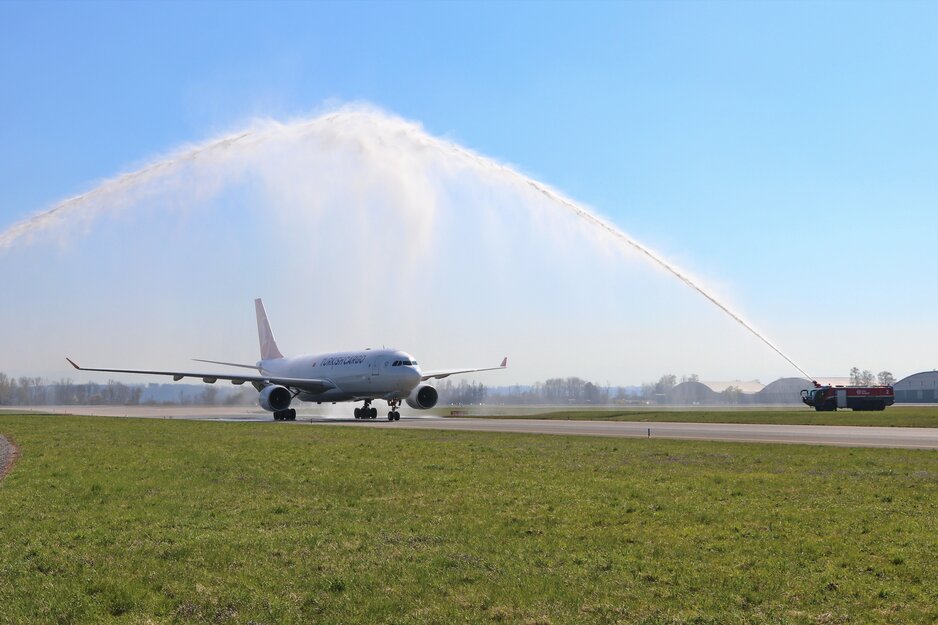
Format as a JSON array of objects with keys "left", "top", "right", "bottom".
[{"left": 320, "top": 354, "right": 368, "bottom": 367}]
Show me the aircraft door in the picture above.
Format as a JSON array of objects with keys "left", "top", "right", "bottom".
[{"left": 371, "top": 355, "right": 381, "bottom": 377}]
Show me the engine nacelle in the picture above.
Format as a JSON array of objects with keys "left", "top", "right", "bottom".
[
  {"left": 405, "top": 384, "right": 439, "bottom": 410},
  {"left": 259, "top": 385, "right": 292, "bottom": 412}
]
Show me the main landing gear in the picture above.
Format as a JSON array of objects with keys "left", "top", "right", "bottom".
[
  {"left": 354, "top": 400, "right": 401, "bottom": 421},
  {"left": 354, "top": 401, "right": 378, "bottom": 420},
  {"left": 273, "top": 409, "right": 296, "bottom": 421}
]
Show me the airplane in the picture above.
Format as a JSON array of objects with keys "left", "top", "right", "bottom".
[{"left": 67, "top": 298, "right": 507, "bottom": 421}]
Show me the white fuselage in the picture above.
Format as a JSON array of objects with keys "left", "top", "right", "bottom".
[{"left": 259, "top": 349, "right": 423, "bottom": 403}]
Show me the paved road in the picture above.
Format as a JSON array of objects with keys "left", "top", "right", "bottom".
[{"left": 11, "top": 407, "right": 938, "bottom": 449}]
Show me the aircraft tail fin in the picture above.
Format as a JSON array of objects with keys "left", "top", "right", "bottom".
[{"left": 255, "top": 298, "right": 284, "bottom": 360}]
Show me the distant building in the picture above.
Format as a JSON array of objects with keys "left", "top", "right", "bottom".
[
  {"left": 663, "top": 380, "right": 765, "bottom": 405},
  {"left": 665, "top": 381, "right": 719, "bottom": 405},
  {"left": 894, "top": 371, "right": 938, "bottom": 403},
  {"left": 701, "top": 380, "right": 765, "bottom": 394},
  {"left": 757, "top": 377, "right": 812, "bottom": 405},
  {"left": 662, "top": 377, "right": 820, "bottom": 405}
]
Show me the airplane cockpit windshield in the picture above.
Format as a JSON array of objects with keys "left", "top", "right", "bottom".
[{"left": 392, "top": 360, "right": 418, "bottom": 366}]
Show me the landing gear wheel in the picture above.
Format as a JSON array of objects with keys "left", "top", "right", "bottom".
[
  {"left": 370, "top": 407, "right": 378, "bottom": 419},
  {"left": 354, "top": 408, "right": 361, "bottom": 419},
  {"left": 288, "top": 409, "right": 296, "bottom": 421},
  {"left": 386, "top": 400, "right": 402, "bottom": 422}
]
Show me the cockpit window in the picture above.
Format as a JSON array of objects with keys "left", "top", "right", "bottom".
[{"left": 393, "top": 361, "right": 401, "bottom": 366}]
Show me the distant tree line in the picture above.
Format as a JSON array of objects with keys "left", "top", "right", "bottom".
[
  {"left": 2, "top": 372, "right": 665, "bottom": 408},
  {"left": 436, "top": 380, "right": 487, "bottom": 405},
  {"left": 850, "top": 368, "right": 895, "bottom": 386},
  {"left": 451, "top": 377, "right": 643, "bottom": 406},
  {"left": 0, "top": 367, "right": 902, "bottom": 408},
  {"left": 0, "top": 373, "right": 254, "bottom": 406}
]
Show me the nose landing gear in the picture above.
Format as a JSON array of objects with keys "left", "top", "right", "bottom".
[{"left": 387, "top": 399, "right": 401, "bottom": 421}]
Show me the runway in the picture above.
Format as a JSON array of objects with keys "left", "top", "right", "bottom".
[{"left": 14, "top": 406, "right": 938, "bottom": 450}]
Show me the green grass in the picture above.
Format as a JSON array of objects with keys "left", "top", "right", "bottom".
[
  {"left": 455, "top": 405, "right": 938, "bottom": 428},
  {"left": 1, "top": 414, "right": 938, "bottom": 624}
]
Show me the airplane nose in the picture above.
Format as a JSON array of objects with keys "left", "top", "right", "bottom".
[{"left": 408, "top": 368, "right": 422, "bottom": 384}]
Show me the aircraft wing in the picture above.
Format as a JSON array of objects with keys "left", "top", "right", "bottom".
[
  {"left": 421, "top": 357, "right": 507, "bottom": 381},
  {"left": 192, "top": 358, "right": 260, "bottom": 370},
  {"left": 66, "top": 358, "right": 335, "bottom": 394}
]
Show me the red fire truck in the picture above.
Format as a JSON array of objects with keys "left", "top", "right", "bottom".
[{"left": 801, "top": 382, "right": 894, "bottom": 411}]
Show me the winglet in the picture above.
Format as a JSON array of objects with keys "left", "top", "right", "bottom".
[
  {"left": 66, "top": 357, "right": 81, "bottom": 370},
  {"left": 500, "top": 357, "right": 508, "bottom": 368}
]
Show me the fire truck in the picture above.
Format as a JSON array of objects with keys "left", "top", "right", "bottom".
[{"left": 800, "top": 382, "right": 894, "bottom": 411}]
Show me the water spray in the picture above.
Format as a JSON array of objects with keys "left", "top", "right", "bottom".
[
  {"left": 0, "top": 107, "right": 811, "bottom": 378},
  {"left": 431, "top": 141, "right": 813, "bottom": 380}
]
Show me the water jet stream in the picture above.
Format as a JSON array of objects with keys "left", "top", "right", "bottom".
[
  {"left": 0, "top": 107, "right": 811, "bottom": 379},
  {"left": 433, "top": 142, "right": 813, "bottom": 380}
]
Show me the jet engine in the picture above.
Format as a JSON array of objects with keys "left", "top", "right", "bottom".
[
  {"left": 259, "top": 385, "right": 292, "bottom": 412},
  {"left": 405, "top": 384, "right": 438, "bottom": 410}
]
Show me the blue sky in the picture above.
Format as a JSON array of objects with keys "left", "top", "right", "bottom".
[{"left": 1, "top": 1, "right": 936, "bottom": 383}]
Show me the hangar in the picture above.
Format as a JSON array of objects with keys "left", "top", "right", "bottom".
[
  {"left": 757, "top": 377, "right": 813, "bottom": 404},
  {"left": 894, "top": 371, "right": 938, "bottom": 403},
  {"left": 663, "top": 380, "right": 765, "bottom": 405},
  {"left": 661, "top": 378, "right": 830, "bottom": 405},
  {"left": 664, "top": 381, "right": 720, "bottom": 405}
]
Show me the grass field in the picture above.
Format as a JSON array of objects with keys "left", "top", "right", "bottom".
[
  {"left": 455, "top": 406, "right": 938, "bottom": 428},
  {"left": 1, "top": 414, "right": 937, "bottom": 624}
]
